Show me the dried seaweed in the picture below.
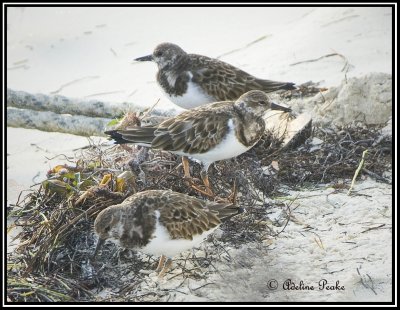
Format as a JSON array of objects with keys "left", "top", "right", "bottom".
[
  {"left": 269, "top": 124, "right": 392, "bottom": 186},
  {"left": 7, "top": 121, "right": 391, "bottom": 302}
]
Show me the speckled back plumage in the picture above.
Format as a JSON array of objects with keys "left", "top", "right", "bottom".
[
  {"left": 106, "top": 99, "right": 266, "bottom": 154},
  {"left": 188, "top": 54, "right": 295, "bottom": 101},
  {"left": 146, "top": 43, "right": 295, "bottom": 106},
  {"left": 105, "top": 90, "right": 292, "bottom": 172},
  {"left": 94, "top": 190, "right": 241, "bottom": 248}
]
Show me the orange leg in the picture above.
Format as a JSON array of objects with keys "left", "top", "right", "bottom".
[
  {"left": 155, "top": 255, "right": 166, "bottom": 273},
  {"left": 181, "top": 160, "right": 214, "bottom": 197},
  {"left": 158, "top": 258, "right": 173, "bottom": 278},
  {"left": 182, "top": 156, "right": 191, "bottom": 179},
  {"left": 200, "top": 170, "right": 214, "bottom": 196}
]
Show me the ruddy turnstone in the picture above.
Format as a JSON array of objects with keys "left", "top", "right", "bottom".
[
  {"left": 105, "top": 90, "right": 291, "bottom": 195},
  {"left": 93, "top": 190, "right": 241, "bottom": 276},
  {"left": 135, "top": 42, "right": 296, "bottom": 109}
]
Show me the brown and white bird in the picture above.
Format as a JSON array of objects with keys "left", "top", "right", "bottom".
[
  {"left": 135, "top": 42, "right": 296, "bottom": 109},
  {"left": 106, "top": 90, "right": 291, "bottom": 195},
  {"left": 93, "top": 190, "right": 241, "bottom": 276},
  {"left": 105, "top": 90, "right": 291, "bottom": 193}
]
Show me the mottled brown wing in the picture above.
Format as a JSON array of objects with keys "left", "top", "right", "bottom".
[
  {"left": 151, "top": 104, "right": 231, "bottom": 154},
  {"left": 105, "top": 126, "right": 156, "bottom": 146},
  {"left": 158, "top": 192, "right": 222, "bottom": 240},
  {"left": 206, "top": 202, "right": 242, "bottom": 222},
  {"left": 190, "top": 54, "right": 295, "bottom": 101}
]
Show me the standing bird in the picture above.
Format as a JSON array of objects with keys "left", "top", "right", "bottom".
[
  {"left": 135, "top": 42, "right": 295, "bottom": 109},
  {"left": 105, "top": 90, "right": 291, "bottom": 196},
  {"left": 93, "top": 190, "right": 242, "bottom": 277}
]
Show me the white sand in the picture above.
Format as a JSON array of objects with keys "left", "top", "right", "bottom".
[
  {"left": 6, "top": 6, "right": 393, "bottom": 303},
  {"left": 208, "top": 180, "right": 392, "bottom": 302},
  {"left": 7, "top": 7, "right": 391, "bottom": 110}
]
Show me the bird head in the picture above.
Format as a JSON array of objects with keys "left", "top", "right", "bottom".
[
  {"left": 234, "top": 90, "right": 291, "bottom": 117},
  {"left": 135, "top": 42, "right": 187, "bottom": 69},
  {"left": 93, "top": 206, "right": 122, "bottom": 257}
]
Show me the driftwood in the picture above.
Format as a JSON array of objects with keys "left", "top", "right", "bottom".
[
  {"left": 6, "top": 89, "right": 176, "bottom": 136},
  {"left": 7, "top": 107, "right": 111, "bottom": 136},
  {"left": 7, "top": 88, "right": 136, "bottom": 118}
]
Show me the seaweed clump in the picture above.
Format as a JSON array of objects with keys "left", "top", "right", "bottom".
[{"left": 7, "top": 117, "right": 391, "bottom": 302}]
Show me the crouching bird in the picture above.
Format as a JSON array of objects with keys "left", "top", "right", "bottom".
[{"left": 93, "top": 190, "right": 242, "bottom": 277}]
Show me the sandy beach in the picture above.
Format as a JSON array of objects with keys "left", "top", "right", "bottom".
[{"left": 6, "top": 6, "right": 393, "bottom": 304}]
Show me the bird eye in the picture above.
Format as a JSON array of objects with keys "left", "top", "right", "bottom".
[
  {"left": 104, "top": 225, "right": 111, "bottom": 233},
  {"left": 259, "top": 100, "right": 267, "bottom": 105},
  {"left": 155, "top": 51, "right": 163, "bottom": 57}
]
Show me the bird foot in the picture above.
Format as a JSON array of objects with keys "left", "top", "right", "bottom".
[
  {"left": 156, "top": 256, "right": 173, "bottom": 278},
  {"left": 182, "top": 176, "right": 214, "bottom": 197},
  {"left": 214, "top": 179, "right": 238, "bottom": 204},
  {"left": 155, "top": 255, "right": 166, "bottom": 273},
  {"left": 190, "top": 184, "right": 215, "bottom": 198}
]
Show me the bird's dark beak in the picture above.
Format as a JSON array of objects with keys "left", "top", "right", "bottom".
[
  {"left": 271, "top": 102, "right": 292, "bottom": 113},
  {"left": 134, "top": 54, "right": 153, "bottom": 62},
  {"left": 92, "top": 238, "right": 106, "bottom": 259}
]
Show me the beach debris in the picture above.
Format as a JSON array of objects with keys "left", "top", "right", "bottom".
[
  {"left": 347, "top": 149, "right": 368, "bottom": 195},
  {"left": 7, "top": 117, "right": 391, "bottom": 302}
]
